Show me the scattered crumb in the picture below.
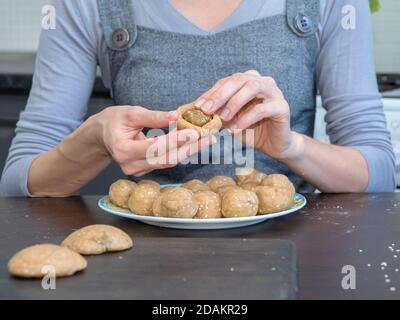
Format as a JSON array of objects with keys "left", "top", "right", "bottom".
[
  {"left": 230, "top": 267, "right": 235, "bottom": 272},
  {"left": 385, "top": 274, "right": 389, "bottom": 278},
  {"left": 367, "top": 264, "right": 371, "bottom": 267},
  {"left": 359, "top": 249, "right": 363, "bottom": 253},
  {"left": 386, "top": 279, "right": 391, "bottom": 283},
  {"left": 271, "top": 267, "right": 276, "bottom": 272},
  {"left": 381, "top": 262, "right": 388, "bottom": 267},
  {"left": 118, "top": 256, "right": 123, "bottom": 260},
  {"left": 390, "top": 287, "right": 396, "bottom": 292}
]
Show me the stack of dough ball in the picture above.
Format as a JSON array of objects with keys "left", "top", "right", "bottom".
[
  {"left": 61, "top": 224, "right": 133, "bottom": 255},
  {"left": 236, "top": 167, "right": 267, "bottom": 186},
  {"left": 206, "top": 176, "right": 236, "bottom": 192},
  {"left": 182, "top": 179, "right": 210, "bottom": 193},
  {"left": 256, "top": 174, "right": 296, "bottom": 214},
  {"left": 221, "top": 189, "right": 259, "bottom": 218},
  {"left": 8, "top": 244, "right": 87, "bottom": 278},
  {"left": 153, "top": 187, "right": 199, "bottom": 218},
  {"left": 193, "top": 191, "right": 221, "bottom": 219},
  {"left": 109, "top": 179, "right": 136, "bottom": 209},
  {"left": 128, "top": 181, "right": 160, "bottom": 216}
]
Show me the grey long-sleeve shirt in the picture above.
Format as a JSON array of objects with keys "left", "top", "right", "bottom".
[{"left": 0, "top": 0, "right": 396, "bottom": 196}]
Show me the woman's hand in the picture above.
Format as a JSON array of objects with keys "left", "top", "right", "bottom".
[
  {"left": 94, "top": 106, "right": 215, "bottom": 176},
  {"left": 195, "top": 70, "right": 303, "bottom": 161}
]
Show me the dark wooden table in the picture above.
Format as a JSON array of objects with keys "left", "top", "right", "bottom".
[{"left": 1, "top": 193, "right": 400, "bottom": 300}]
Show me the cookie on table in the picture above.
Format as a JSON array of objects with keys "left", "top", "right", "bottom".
[
  {"left": 8, "top": 244, "right": 87, "bottom": 278},
  {"left": 61, "top": 224, "right": 133, "bottom": 255}
]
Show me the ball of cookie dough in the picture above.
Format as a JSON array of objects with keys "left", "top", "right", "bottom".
[
  {"left": 256, "top": 186, "right": 294, "bottom": 214},
  {"left": 193, "top": 191, "right": 221, "bottom": 219},
  {"left": 153, "top": 187, "right": 198, "bottom": 218},
  {"left": 137, "top": 180, "right": 161, "bottom": 190},
  {"left": 240, "top": 182, "right": 260, "bottom": 193},
  {"left": 261, "top": 174, "right": 295, "bottom": 198},
  {"left": 128, "top": 183, "right": 160, "bottom": 216},
  {"left": 236, "top": 168, "right": 266, "bottom": 185},
  {"left": 182, "top": 179, "right": 210, "bottom": 193},
  {"left": 207, "top": 176, "right": 236, "bottom": 192},
  {"left": 215, "top": 185, "right": 241, "bottom": 198},
  {"left": 109, "top": 179, "right": 137, "bottom": 208},
  {"left": 61, "top": 224, "right": 133, "bottom": 255},
  {"left": 160, "top": 186, "right": 177, "bottom": 194},
  {"left": 221, "top": 189, "right": 259, "bottom": 218},
  {"left": 8, "top": 244, "right": 87, "bottom": 278}
]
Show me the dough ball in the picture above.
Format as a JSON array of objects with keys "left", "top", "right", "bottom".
[
  {"left": 128, "top": 183, "right": 160, "bottom": 216},
  {"left": 236, "top": 168, "right": 266, "bottom": 185},
  {"left": 153, "top": 187, "right": 198, "bottom": 218},
  {"left": 109, "top": 179, "right": 136, "bottom": 208},
  {"left": 221, "top": 189, "right": 259, "bottom": 218},
  {"left": 177, "top": 103, "right": 222, "bottom": 137},
  {"left": 216, "top": 185, "right": 241, "bottom": 198},
  {"left": 8, "top": 244, "right": 87, "bottom": 278},
  {"left": 182, "top": 179, "right": 210, "bottom": 193},
  {"left": 193, "top": 191, "right": 221, "bottom": 219},
  {"left": 256, "top": 186, "right": 294, "bottom": 214},
  {"left": 207, "top": 176, "right": 236, "bottom": 192},
  {"left": 241, "top": 182, "right": 260, "bottom": 193},
  {"left": 61, "top": 224, "right": 133, "bottom": 255},
  {"left": 261, "top": 174, "right": 295, "bottom": 198},
  {"left": 160, "top": 186, "right": 177, "bottom": 194},
  {"left": 137, "top": 180, "right": 160, "bottom": 190}
]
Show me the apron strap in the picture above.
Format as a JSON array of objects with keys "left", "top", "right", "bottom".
[
  {"left": 97, "top": 0, "right": 137, "bottom": 51},
  {"left": 287, "top": 0, "right": 320, "bottom": 37}
]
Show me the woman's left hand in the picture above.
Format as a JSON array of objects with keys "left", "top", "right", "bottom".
[{"left": 195, "top": 70, "right": 303, "bottom": 161}]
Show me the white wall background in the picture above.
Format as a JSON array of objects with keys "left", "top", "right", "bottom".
[{"left": 0, "top": 0, "right": 399, "bottom": 73}]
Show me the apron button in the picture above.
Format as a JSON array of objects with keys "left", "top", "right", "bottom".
[
  {"left": 112, "top": 28, "right": 130, "bottom": 49},
  {"left": 293, "top": 14, "right": 313, "bottom": 34}
]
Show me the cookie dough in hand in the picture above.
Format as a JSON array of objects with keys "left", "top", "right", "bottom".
[{"left": 177, "top": 103, "right": 222, "bottom": 137}]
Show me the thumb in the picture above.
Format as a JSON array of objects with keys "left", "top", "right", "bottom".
[{"left": 127, "top": 106, "right": 178, "bottom": 129}]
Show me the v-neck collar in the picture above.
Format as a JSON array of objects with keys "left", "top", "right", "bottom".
[{"left": 165, "top": 0, "right": 266, "bottom": 35}]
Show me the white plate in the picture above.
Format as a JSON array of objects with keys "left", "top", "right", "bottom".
[{"left": 98, "top": 184, "right": 306, "bottom": 230}]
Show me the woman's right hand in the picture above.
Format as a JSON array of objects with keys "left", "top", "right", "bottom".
[{"left": 93, "top": 106, "right": 215, "bottom": 176}]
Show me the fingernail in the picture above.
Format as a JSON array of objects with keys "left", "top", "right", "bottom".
[
  {"left": 201, "top": 100, "right": 214, "bottom": 112},
  {"left": 194, "top": 98, "right": 206, "bottom": 108},
  {"left": 220, "top": 109, "right": 231, "bottom": 120}
]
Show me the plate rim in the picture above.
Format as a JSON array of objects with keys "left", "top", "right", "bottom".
[{"left": 98, "top": 184, "right": 306, "bottom": 224}]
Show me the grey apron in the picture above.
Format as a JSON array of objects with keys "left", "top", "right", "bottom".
[{"left": 97, "top": 0, "right": 319, "bottom": 193}]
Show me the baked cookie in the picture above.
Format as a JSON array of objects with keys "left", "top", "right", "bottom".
[
  {"left": 221, "top": 189, "right": 259, "bottom": 218},
  {"left": 177, "top": 103, "right": 222, "bottom": 137},
  {"left": 256, "top": 186, "right": 294, "bottom": 214},
  {"left": 109, "top": 179, "right": 137, "bottom": 209},
  {"left": 182, "top": 179, "right": 210, "bottom": 193},
  {"left": 128, "top": 183, "right": 160, "bottom": 216},
  {"left": 153, "top": 187, "right": 198, "bottom": 218},
  {"left": 61, "top": 224, "right": 133, "bottom": 255},
  {"left": 193, "top": 190, "right": 222, "bottom": 219},
  {"left": 207, "top": 176, "right": 236, "bottom": 192},
  {"left": 8, "top": 244, "right": 87, "bottom": 278}
]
